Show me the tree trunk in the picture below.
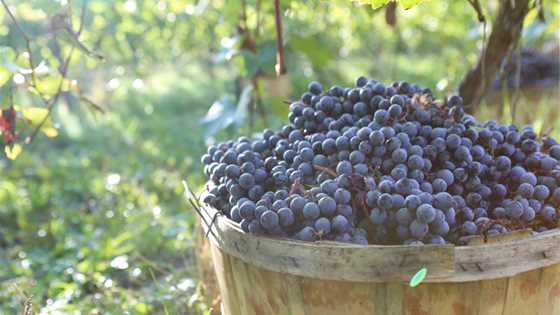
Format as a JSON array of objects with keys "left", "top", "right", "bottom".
[{"left": 458, "top": 0, "right": 531, "bottom": 112}]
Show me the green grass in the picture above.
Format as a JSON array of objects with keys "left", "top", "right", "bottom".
[{"left": 0, "top": 67, "right": 220, "bottom": 314}]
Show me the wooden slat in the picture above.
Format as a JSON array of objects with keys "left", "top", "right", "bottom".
[
  {"left": 537, "top": 262, "right": 560, "bottom": 315},
  {"left": 502, "top": 268, "right": 544, "bottom": 315},
  {"left": 250, "top": 263, "right": 306, "bottom": 315},
  {"left": 300, "top": 278, "right": 376, "bottom": 315},
  {"left": 226, "top": 256, "right": 255, "bottom": 315},
  {"left": 402, "top": 280, "right": 507, "bottom": 315},
  {"left": 194, "top": 224, "right": 221, "bottom": 314},
  {"left": 380, "top": 283, "right": 405, "bottom": 314},
  {"left": 475, "top": 278, "right": 509, "bottom": 315},
  {"left": 209, "top": 243, "right": 241, "bottom": 315}
]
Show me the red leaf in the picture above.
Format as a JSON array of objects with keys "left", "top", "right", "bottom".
[{"left": 0, "top": 106, "right": 16, "bottom": 144}]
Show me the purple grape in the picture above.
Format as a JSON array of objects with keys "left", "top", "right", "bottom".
[
  {"left": 369, "top": 208, "right": 388, "bottom": 225},
  {"left": 432, "top": 178, "right": 448, "bottom": 193},
  {"left": 332, "top": 215, "right": 350, "bottom": 233},
  {"left": 410, "top": 220, "right": 429, "bottom": 239},
  {"left": 417, "top": 204, "right": 436, "bottom": 224},
  {"left": 462, "top": 221, "right": 478, "bottom": 235},
  {"left": 428, "top": 235, "right": 446, "bottom": 244},
  {"left": 518, "top": 183, "right": 535, "bottom": 198},
  {"left": 314, "top": 217, "right": 332, "bottom": 235},
  {"left": 396, "top": 208, "right": 413, "bottom": 225},
  {"left": 522, "top": 207, "right": 536, "bottom": 221},
  {"left": 296, "top": 226, "right": 317, "bottom": 241},
  {"left": 278, "top": 208, "right": 295, "bottom": 227},
  {"left": 303, "top": 202, "right": 320, "bottom": 220},
  {"left": 260, "top": 210, "right": 279, "bottom": 231},
  {"left": 534, "top": 185, "right": 550, "bottom": 200},
  {"left": 318, "top": 196, "right": 337, "bottom": 217},
  {"left": 505, "top": 201, "right": 524, "bottom": 219},
  {"left": 431, "top": 220, "right": 450, "bottom": 236},
  {"left": 378, "top": 193, "right": 393, "bottom": 210},
  {"left": 542, "top": 206, "right": 556, "bottom": 222}
]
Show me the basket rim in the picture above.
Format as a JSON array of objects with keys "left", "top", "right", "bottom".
[{"left": 200, "top": 203, "right": 560, "bottom": 283}]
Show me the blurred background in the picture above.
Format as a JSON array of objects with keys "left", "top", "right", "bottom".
[{"left": 0, "top": 0, "right": 558, "bottom": 313}]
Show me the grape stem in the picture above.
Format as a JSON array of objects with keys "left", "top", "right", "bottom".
[{"left": 312, "top": 165, "right": 337, "bottom": 177}]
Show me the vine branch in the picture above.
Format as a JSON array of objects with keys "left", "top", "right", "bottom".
[
  {"left": 467, "top": 0, "right": 486, "bottom": 23},
  {"left": 1, "top": 0, "right": 31, "bottom": 41},
  {"left": 1, "top": 0, "right": 39, "bottom": 90},
  {"left": 458, "top": 0, "right": 530, "bottom": 111},
  {"left": 25, "top": 46, "right": 75, "bottom": 144},
  {"left": 274, "top": 0, "right": 286, "bottom": 76},
  {"left": 0, "top": 0, "right": 90, "bottom": 144},
  {"left": 24, "top": 0, "right": 90, "bottom": 144}
]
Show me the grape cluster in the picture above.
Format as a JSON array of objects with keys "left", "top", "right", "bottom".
[{"left": 201, "top": 76, "right": 560, "bottom": 245}]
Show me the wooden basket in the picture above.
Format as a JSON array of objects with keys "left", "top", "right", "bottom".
[{"left": 199, "top": 203, "right": 560, "bottom": 315}]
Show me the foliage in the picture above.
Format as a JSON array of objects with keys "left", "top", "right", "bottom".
[
  {"left": 2, "top": 0, "right": 558, "bottom": 142},
  {"left": 0, "top": 0, "right": 106, "bottom": 160},
  {"left": 0, "top": 68, "right": 215, "bottom": 314}
]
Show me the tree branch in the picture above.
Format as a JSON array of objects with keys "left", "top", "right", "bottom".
[
  {"left": 274, "top": 0, "right": 286, "bottom": 76},
  {"left": 467, "top": 0, "right": 486, "bottom": 23},
  {"left": 254, "top": 0, "right": 261, "bottom": 38},
  {"left": 1, "top": 0, "right": 39, "bottom": 90},
  {"left": 25, "top": 1, "right": 89, "bottom": 144},
  {"left": 1, "top": 0, "right": 30, "bottom": 41},
  {"left": 77, "top": 0, "right": 87, "bottom": 36},
  {"left": 25, "top": 46, "right": 75, "bottom": 144},
  {"left": 385, "top": 1, "right": 397, "bottom": 26},
  {"left": 458, "top": 0, "right": 530, "bottom": 111}
]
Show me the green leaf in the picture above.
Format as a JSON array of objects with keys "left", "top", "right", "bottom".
[
  {"left": 270, "top": 96, "right": 289, "bottom": 119},
  {"left": 0, "top": 83, "right": 10, "bottom": 104},
  {"left": 31, "top": 74, "right": 77, "bottom": 96},
  {"left": 0, "top": 46, "right": 16, "bottom": 63},
  {"left": 200, "top": 96, "right": 237, "bottom": 139},
  {"left": 0, "top": 46, "right": 28, "bottom": 78},
  {"left": 409, "top": 267, "right": 427, "bottom": 287},
  {"left": 41, "top": 126, "right": 58, "bottom": 138},
  {"left": 22, "top": 107, "right": 59, "bottom": 138},
  {"left": 354, "top": 0, "right": 425, "bottom": 9},
  {"left": 200, "top": 85, "right": 253, "bottom": 139},
  {"left": 234, "top": 85, "right": 252, "bottom": 127},
  {"left": 290, "top": 35, "right": 333, "bottom": 67},
  {"left": 4, "top": 59, "right": 32, "bottom": 74},
  {"left": 237, "top": 41, "right": 278, "bottom": 76},
  {"left": 399, "top": 0, "right": 425, "bottom": 9},
  {"left": 22, "top": 107, "right": 49, "bottom": 125},
  {"left": 369, "top": 0, "right": 391, "bottom": 9},
  {"left": 240, "top": 50, "right": 259, "bottom": 77},
  {"left": 257, "top": 40, "right": 278, "bottom": 74},
  {"left": 222, "top": 1, "right": 242, "bottom": 26},
  {"left": 0, "top": 65, "right": 10, "bottom": 87},
  {"left": 5, "top": 144, "right": 22, "bottom": 160},
  {"left": 58, "top": 28, "right": 105, "bottom": 61}
]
